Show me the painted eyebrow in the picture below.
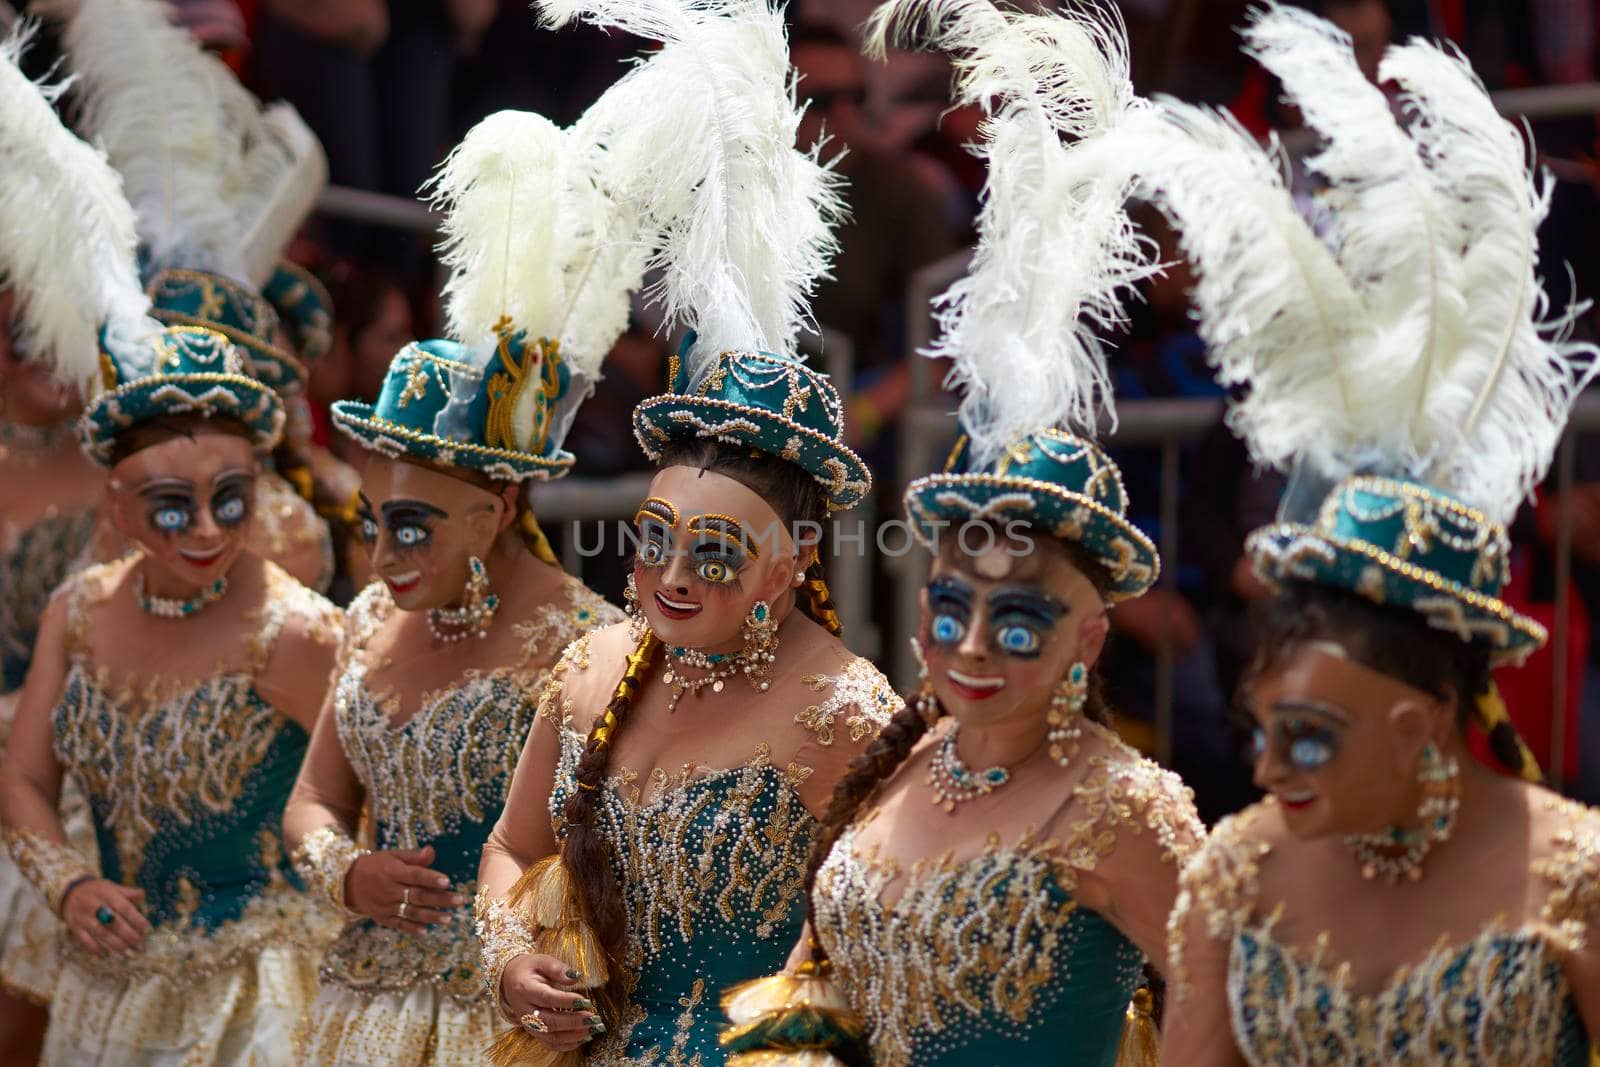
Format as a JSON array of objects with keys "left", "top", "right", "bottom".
[
  {"left": 928, "top": 575, "right": 973, "bottom": 606},
  {"left": 136, "top": 477, "right": 195, "bottom": 494},
  {"left": 212, "top": 469, "right": 253, "bottom": 487},
  {"left": 687, "top": 514, "right": 761, "bottom": 559},
  {"left": 1269, "top": 700, "right": 1352, "bottom": 727},
  {"left": 986, "top": 589, "right": 1067, "bottom": 622},
  {"left": 380, "top": 500, "right": 448, "bottom": 522},
  {"left": 635, "top": 497, "right": 679, "bottom": 527}
]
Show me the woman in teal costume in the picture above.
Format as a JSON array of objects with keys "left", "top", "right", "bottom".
[
  {"left": 474, "top": 1, "right": 898, "bottom": 1062},
  {"left": 721, "top": 3, "right": 1201, "bottom": 1063},
  {"left": 1105, "top": 7, "right": 1600, "bottom": 1064},
  {"left": 281, "top": 102, "right": 634, "bottom": 1066}
]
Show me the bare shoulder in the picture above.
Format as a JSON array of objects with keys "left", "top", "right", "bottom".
[{"left": 257, "top": 562, "right": 344, "bottom": 676}]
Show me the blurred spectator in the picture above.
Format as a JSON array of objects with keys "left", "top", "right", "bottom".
[
  {"left": 311, "top": 265, "right": 414, "bottom": 466},
  {"left": 791, "top": 22, "right": 958, "bottom": 459}
]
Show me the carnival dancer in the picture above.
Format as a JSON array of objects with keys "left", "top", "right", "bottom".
[
  {"left": 474, "top": 0, "right": 900, "bottom": 1062},
  {"left": 0, "top": 40, "right": 343, "bottom": 1066},
  {"left": 0, "top": 34, "right": 111, "bottom": 1062},
  {"left": 60, "top": 0, "right": 341, "bottom": 594},
  {"left": 282, "top": 102, "right": 634, "bottom": 1064},
  {"left": 1107, "top": 7, "right": 1600, "bottom": 1064},
  {"left": 718, "top": 2, "right": 1202, "bottom": 1064}
]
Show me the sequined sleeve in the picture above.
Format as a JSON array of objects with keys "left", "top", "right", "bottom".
[
  {"left": 5, "top": 827, "right": 96, "bottom": 914},
  {"left": 1536, "top": 795, "right": 1600, "bottom": 953},
  {"left": 1166, "top": 806, "right": 1269, "bottom": 1000},
  {"left": 793, "top": 656, "right": 902, "bottom": 748},
  {"left": 292, "top": 824, "right": 370, "bottom": 915},
  {"left": 1052, "top": 736, "right": 1205, "bottom": 890},
  {"left": 474, "top": 886, "right": 538, "bottom": 1019},
  {"left": 535, "top": 633, "right": 595, "bottom": 730}
]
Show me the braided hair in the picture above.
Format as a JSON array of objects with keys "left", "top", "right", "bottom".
[
  {"left": 800, "top": 530, "right": 1117, "bottom": 965},
  {"left": 557, "top": 438, "right": 839, "bottom": 1015},
  {"left": 1248, "top": 580, "right": 1539, "bottom": 780}
]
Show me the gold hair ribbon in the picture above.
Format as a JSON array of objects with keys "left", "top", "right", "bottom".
[
  {"left": 519, "top": 508, "right": 560, "bottom": 567},
  {"left": 1475, "top": 683, "right": 1543, "bottom": 783},
  {"left": 281, "top": 463, "right": 315, "bottom": 504}
]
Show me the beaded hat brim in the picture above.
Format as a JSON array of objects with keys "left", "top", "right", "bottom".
[
  {"left": 904, "top": 472, "right": 1159, "bottom": 601},
  {"left": 1246, "top": 523, "right": 1546, "bottom": 666},
  {"left": 633, "top": 394, "right": 872, "bottom": 511},
  {"left": 331, "top": 399, "right": 575, "bottom": 483},
  {"left": 80, "top": 373, "right": 285, "bottom": 466},
  {"left": 150, "top": 307, "right": 306, "bottom": 395}
]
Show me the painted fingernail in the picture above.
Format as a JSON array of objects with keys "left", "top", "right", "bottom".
[
  {"left": 565, "top": 968, "right": 581, "bottom": 981},
  {"left": 573, "top": 999, "right": 593, "bottom": 1012},
  {"left": 586, "top": 1015, "right": 603, "bottom": 1027},
  {"left": 435, "top": 877, "right": 450, "bottom": 889}
]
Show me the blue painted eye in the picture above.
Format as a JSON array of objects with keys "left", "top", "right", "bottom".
[
  {"left": 1289, "top": 736, "right": 1335, "bottom": 771},
  {"left": 395, "top": 525, "right": 428, "bottom": 547},
  {"left": 996, "top": 625, "right": 1040, "bottom": 656},
  {"left": 360, "top": 518, "right": 379, "bottom": 543},
  {"left": 931, "top": 613, "right": 964, "bottom": 645},
  {"left": 1250, "top": 728, "right": 1266, "bottom": 761},
  {"left": 214, "top": 496, "right": 246, "bottom": 525},
  {"left": 153, "top": 507, "right": 189, "bottom": 533}
]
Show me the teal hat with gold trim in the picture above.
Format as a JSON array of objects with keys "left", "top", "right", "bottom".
[
  {"left": 262, "top": 261, "right": 333, "bottom": 364},
  {"left": 633, "top": 336, "right": 871, "bottom": 511},
  {"left": 905, "top": 430, "right": 1158, "bottom": 601},
  {"left": 1247, "top": 475, "right": 1543, "bottom": 665},
  {"left": 147, "top": 268, "right": 305, "bottom": 394},
  {"left": 332, "top": 108, "right": 653, "bottom": 483},
  {"left": 80, "top": 324, "right": 285, "bottom": 465},
  {"left": 331, "top": 329, "right": 576, "bottom": 482}
]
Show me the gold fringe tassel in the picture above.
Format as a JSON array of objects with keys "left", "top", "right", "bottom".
[
  {"left": 1115, "top": 987, "right": 1160, "bottom": 1067},
  {"left": 520, "top": 507, "right": 561, "bottom": 568}
]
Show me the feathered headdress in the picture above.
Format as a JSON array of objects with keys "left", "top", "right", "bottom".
[
  {"left": 0, "top": 24, "right": 160, "bottom": 391},
  {"left": 540, "top": 0, "right": 844, "bottom": 380},
  {"left": 63, "top": 0, "right": 325, "bottom": 289},
  {"left": 867, "top": 0, "right": 1154, "bottom": 470},
  {"left": 1113, "top": 3, "right": 1596, "bottom": 525}
]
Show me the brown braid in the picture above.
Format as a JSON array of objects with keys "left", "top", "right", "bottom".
[
  {"left": 802, "top": 559, "right": 843, "bottom": 637},
  {"left": 559, "top": 630, "right": 661, "bottom": 1017},
  {"left": 801, "top": 697, "right": 939, "bottom": 964}
]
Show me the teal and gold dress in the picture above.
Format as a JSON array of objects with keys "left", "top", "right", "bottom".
[
  {"left": 1168, "top": 795, "right": 1600, "bottom": 1067},
  {"left": 5, "top": 558, "right": 343, "bottom": 1064},
  {"left": 298, "top": 579, "right": 621, "bottom": 1066},
  {"left": 539, "top": 634, "right": 899, "bottom": 1066},
  {"left": 810, "top": 725, "right": 1202, "bottom": 1067},
  {"left": 0, "top": 507, "right": 98, "bottom": 1001}
]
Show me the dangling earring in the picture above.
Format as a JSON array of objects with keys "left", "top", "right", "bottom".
[
  {"left": 740, "top": 600, "right": 779, "bottom": 691},
  {"left": 1047, "top": 662, "right": 1088, "bottom": 767},
  {"left": 624, "top": 573, "right": 647, "bottom": 641},
  {"left": 1345, "top": 741, "right": 1460, "bottom": 884},
  {"left": 428, "top": 556, "right": 500, "bottom": 642},
  {"left": 909, "top": 637, "right": 941, "bottom": 727}
]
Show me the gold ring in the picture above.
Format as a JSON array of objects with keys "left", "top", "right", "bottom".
[
  {"left": 521, "top": 1010, "right": 549, "bottom": 1034},
  {"left": 398, "top": 900, "right": 409, "bottom": 920}
]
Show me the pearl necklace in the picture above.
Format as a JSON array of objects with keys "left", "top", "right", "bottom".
[
  {"left": 1344, "top": 749, "right": 1460, "bottom": 883},
  {"left": 426, "top": 557, "right": 500, "bottom": 642},
  {"left": 134, "top": 573, "right": 228, "bottom": 619},
  {"left": 661, "top": 643, "right": 776, "bottom": 713},
  {"left": 926, "top": 724, "right": 1013, "bottom": 813}
]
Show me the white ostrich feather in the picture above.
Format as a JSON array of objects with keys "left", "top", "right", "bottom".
[
  {"left": 1245, "top": 4, "right": 1468, "bottom": 471},
  {"left": 542, "top": 0, "right": 844, "bottom": 382},
  {"left": 0, "top": 26, "right": 157, "bottom": 393},
  {"left": 1379, "top": 40, "right": 1598, "bottom": 522},
  {"left": 232, "top": 103, "right": 328, "bottom": 289},
  {"left": 62, "top": 0, "right": 248, "bottom": 280},
  {"left": 1108, "top": 99, "right": 1386, "bottom": 479},
  {"left": 865, "top": 0, "right": 1153, "bottom": 468}
]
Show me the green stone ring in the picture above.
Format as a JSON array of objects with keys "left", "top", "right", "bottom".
[{"left": 96, "top": 906, "right": 114, "bottom": 925}]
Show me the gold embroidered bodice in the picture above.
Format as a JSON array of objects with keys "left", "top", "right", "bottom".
[
  {"left": 1169, "top": 795, "right": 1600, "bottom": 1066},
  {"left": 541, "top": 634, "right": 900, "bottom": 1066},
  {"left": 813, "top": 726, "right": 1202, "bottom": 1067},
  {"left": 321, "top": 578, "right": 621, "bottom": 1001}
]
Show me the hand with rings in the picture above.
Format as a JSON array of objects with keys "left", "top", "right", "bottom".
[
  {"left": 343, "top": 845, "right": 464, "bottom": 933},
  {"left": 59, "top": 877, "right": 151, "bottom": 957},
  {"left": 500, "top": 953, "right": 604, "bottom": 1051}
]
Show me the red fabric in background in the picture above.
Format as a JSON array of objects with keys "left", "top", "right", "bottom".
[{"left": 1480, "top": 545, "right": 1589, "bottom": 783}]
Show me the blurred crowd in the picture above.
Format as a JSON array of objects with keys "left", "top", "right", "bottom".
[{"left": 12, "top": 0, "right": 1600, "bottom": 821}]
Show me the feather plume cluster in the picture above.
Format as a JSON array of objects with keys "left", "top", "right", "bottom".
[
  {"left": 63, "top": 0, "right": 325, "bottom": 288},
  {"left": 1111, "top": 3, "right": 1596, "bottom": 522},
  {"left": 539, "top": 0, "right": 845, "bottom": 383},
  {"left": 0, "top": 25, "right": 158, "bottom": 392},
  {"left": 865, "top": 0, "right": 1156, "bottom": 469}
]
